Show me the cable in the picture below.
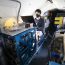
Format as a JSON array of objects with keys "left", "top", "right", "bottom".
[{"left": 10, "top": 0, "right": 21, "bottom": 23}]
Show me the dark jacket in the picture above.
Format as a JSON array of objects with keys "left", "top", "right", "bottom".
[
  {"left": 34, "top": 18, "right": 44, "bottom": 31},
  {"left": 48, "top": 13, "right": 57, "bottom": 34},
  {"left": 35, "top": 18, "right": 44, "bottom": 28}
]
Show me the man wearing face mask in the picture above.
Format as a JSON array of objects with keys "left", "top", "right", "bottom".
[{"left": 34, "top": 9, "right": 44, "bottom": 33}]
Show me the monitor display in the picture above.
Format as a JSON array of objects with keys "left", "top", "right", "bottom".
[{"left": 21, "top": 16, "right": 35, "bottom": 23}]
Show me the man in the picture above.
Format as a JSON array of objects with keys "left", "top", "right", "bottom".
[
  {"left": 47, "top": 10, "right": 57, "bottom": 36},
  {"left": 34, "top": 9, "right": 44, "bottom": 33}
]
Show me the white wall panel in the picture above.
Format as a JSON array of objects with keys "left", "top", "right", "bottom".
[
  {"left": 19, "top": 0, "right": 46, "bottom": 16},
  {"left": 0, "top": 6, "right": 18, "bottom": 17}
]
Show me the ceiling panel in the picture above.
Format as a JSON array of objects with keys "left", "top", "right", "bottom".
[
  {"left": 53, "top": 0, "right": 65, "bottom": 9},
  {"left": 0, "top": 0, "right": 65, "bottom": 16}
]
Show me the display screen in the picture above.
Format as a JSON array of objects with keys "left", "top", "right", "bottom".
[
  {"left": 56, "top": 13, "right": 65, "bottom": 17},
  {"left": 21, "top": 16, "right": 35, "bottom": 23}
]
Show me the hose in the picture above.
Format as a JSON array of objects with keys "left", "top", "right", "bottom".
[{"left": 10, "top": 0, "right": 21, "bottom": 23}]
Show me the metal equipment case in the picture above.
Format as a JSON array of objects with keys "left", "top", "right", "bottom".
[{"left": 2, "top": 28, "right": 36, "bottom": 65}]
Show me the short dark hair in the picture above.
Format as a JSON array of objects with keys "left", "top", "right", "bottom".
[{"left": 35, "top": 9, "right": 41, "bottom": 14}]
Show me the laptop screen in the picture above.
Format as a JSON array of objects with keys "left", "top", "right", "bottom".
[{"left": 21, "top": 16, "right": 35, "bottom": 23}]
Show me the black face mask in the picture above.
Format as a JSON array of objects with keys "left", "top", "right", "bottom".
[{"left": 36, "top": 14, "right": 40, "bottom": 17}]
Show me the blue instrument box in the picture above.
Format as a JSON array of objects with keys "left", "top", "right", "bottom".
[{"left": 2, "top": 28, "right": 36, "bottom": 65}]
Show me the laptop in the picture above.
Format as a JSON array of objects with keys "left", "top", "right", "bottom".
[{"left": 21, "top": 16, "right": 35, "bottom": 23}]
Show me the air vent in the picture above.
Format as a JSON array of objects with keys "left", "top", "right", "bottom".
[{"left": 47, "top": 0, "right": 53, "bottom": 3}]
